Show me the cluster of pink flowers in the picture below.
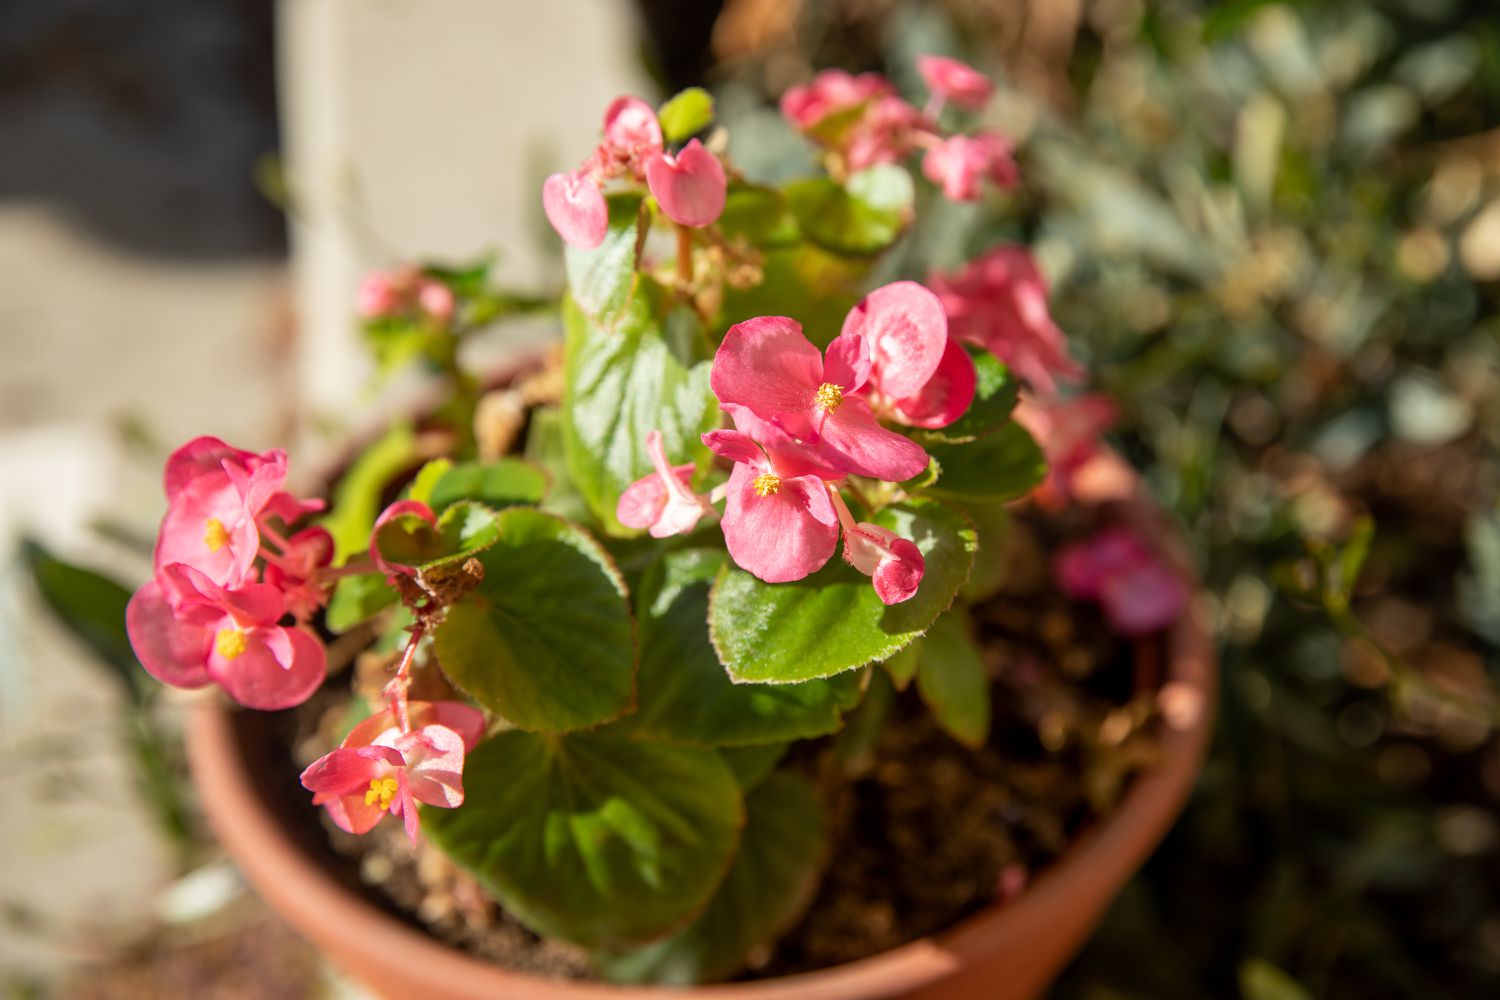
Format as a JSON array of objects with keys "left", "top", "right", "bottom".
[
  {"left": 544, "top": 97, "right": 727, "bottom": 249},
  {"left": 1055, "top": 527, "right": 1189, "bottom": 636},
  {"left": 125, "top": 437, "right": 333, "bottom": 710},
  {"left": 356, "top": 265, "right": 456, "bottom": 326},
  {"left": 781, "top": 55, "right": 1017, "bottom": 203},
  {"left": 618, "top": 281, "right": 973, "bottom": 605}
]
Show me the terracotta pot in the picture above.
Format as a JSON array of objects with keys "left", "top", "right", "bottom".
[{"left": 186, "top": 491, "right": 1216, "bottom": 1000}]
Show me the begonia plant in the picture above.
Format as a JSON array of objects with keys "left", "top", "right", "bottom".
[{"left": 126, "top": 56, "right": 1185, "bottom": 983}]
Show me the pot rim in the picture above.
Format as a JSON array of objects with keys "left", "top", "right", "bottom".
[{"left": 186, "top": 498, "right": 1216, "bottom": 999}]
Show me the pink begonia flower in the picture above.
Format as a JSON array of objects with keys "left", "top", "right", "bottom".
[
  {"left": 645, "top": 139, "right": 727, "bottom": 228},
  {"left": 263, "top": 525, "right": 335, "bottom": 622},
  {"left": 417, "top": 282, "right": 456, "bottom": 324},
  {"left": 828, "top": 489, "right": 925, "bottom": 605},
  {"left": 843, "top": 95, "right": 925, "bottom": 172},
  {"left": 1013, "top": 391, "right": 1117, "bottom": 509},
  {"left": 300, "top": 707, "right": 476, "bottom": 845},
  {"left": 355, "top": 266, "right": 456, "bottom": 324},
  {"left": 602, "top": 96, "right": 664, "bottom": 160},
  {"left": 917, "top": 55, "right": 994, "bottom": 111},
  {"left": 921, "top": 132, "right": 1019, "bottom": 202},
  {"left": 839, "top": 281, "right": 976, "bottom": 430},
  {"left": 780, "top": 70, "right": 893, "bottom": 132},
  {"left": 1055, "top": 527, "right": 1188, "bottom": 636},
  {"left": 126, "top": 564, "right": 325, "bottom": 709},
  {"left": 356, "top": 270, "right": 402, "bottom": 319},
  {"left": 617, "top": 430, "right": 715, "bottom": 538},
  {"left": 155, "top": 437, "right": 287, "bottom": 595},
  {"left": 930, "top": 245, "right": 1083, "bottom": 398},
  {"left": 542, "top": 170, "right": 609, "bottom": 249},
  {"left": 703, "top": 428, "right": 840, "bottom": 583},
  {"left": 710, "top": 316, "right": 929, "bottom": 482}
]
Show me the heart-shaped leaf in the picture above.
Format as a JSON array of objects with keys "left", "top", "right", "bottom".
[
  {"left": 593, "top": 772, "right": 827, "bottom": 984},
  {"left": 372, "top": 500, "right": 502, "bottom": 573},
  {"left": 562, "top": 281, "right": 718, "bottom": 535},
  {"left": 657, "top": 87, "right": 715, "bottom": 143},
  {"left": 614, "top": 549, "right": 866, "bottom": 746},
  {"left": 429, "top": 458, "right": 548, "bottom": 512},
  {"left": 423, "top": 729, "right": 743, "bottom": 949},
  {"left": 785, "top": 164, "right": 914, "bottom": 257},
  {"left": 432, "top": 509, "right": 635, "bottom": 732},
  {"left": 710, "top": 500, "right": 976, "bottom": 683}
]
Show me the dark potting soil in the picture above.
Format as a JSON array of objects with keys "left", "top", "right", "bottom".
[{"left": 263, "top": 513, "right": 1164, "bottom": 982}]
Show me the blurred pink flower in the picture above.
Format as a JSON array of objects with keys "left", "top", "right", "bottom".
[
  {"left": 155, "top": 436, "right": 286, "bottom": 594},
  {"left": 917, "top": 55, "right": 994, "bottom": 111},
  {"left": 542, "top": 170, "right": 609, "bottom": 249},
  {"left": 921, "top": 132, "right": 1018, "bottom": 202},
  {"left": 1014, "top": 391, "right": 1117, "bottom": 508},
  {"left": 1055, "top": 527, "right": 1188, "bottom": 636}
]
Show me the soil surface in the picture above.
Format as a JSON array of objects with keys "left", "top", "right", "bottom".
[{"left": 266, "top": 512, "right": 1164, "bottom": 982}]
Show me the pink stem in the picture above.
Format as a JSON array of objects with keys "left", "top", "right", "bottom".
[{"left": 384, "top": 622, "right": 427, "bottom": 734}]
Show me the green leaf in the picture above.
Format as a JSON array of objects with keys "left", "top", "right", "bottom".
[
  {"left": 22, "top": 541, "right": 141, "bottom": 701},
  {"left": 924, "top": 422, "right": 1046, "bottom": 502},
  {"left": 922, "top": 351, "right": 1018, "bottom": 444},
  {"left": 718, "top": 243, "right": 864, "bottom": 349},
  {"left": 525, "top": 406, "right": 592, "bottom": 524},
  {"left": 321, "top": 423, "right": 420, "bottom": 561},
  {"left": 325, "top": 572, "right": 396, "bottom": 634},
  {"left": 433, "top": 509, "right": 635, "bottom": 732},
  {"left": 785, "top": 165, "right": 914, "bottom": 257},
  {"left": 709, "top": 499, "right": 976, "bottom": 682},
  {"left": 658, "top": 87, "right": 714, "bottom": 143},
  {"left": 562, "top": 282, "right": 718, "bottom": 534},
  {"left": 718, "top": 183, "right": 797, "bottom": 247},
  {"left": 882, "top": 644, "right": 919, "bottom": 691},
  {"left": 594, "top": 773, "right": 826, "bottom": 984},
  {"left": 372, "top": 500, "right": 502, "bottom": 573},
  {"left": 718, "top": 743, "right": 789, "bottom": 791},
  {"left": 957, "top": 501, "right": 1012, "bottom": 602},
  {"left": 429, "top": 458, "right": 548, "bottom": 512},
  {"left": 565, "top": 193, "right": 642, "bottom": 326},
  {"left": 424, "top": 730, "right": 743, "bottom": 948},
  {"left": 1239, "top": 959, "right": 1316, "bottom": 1000},
  {"left": 616, "top": 550, "right": 865, "bottom": 746},
  {"left": 913, "top": 609, "right": 990, "bottom": 748},
  {"left": 403, "top": 458, "right": 452, "bottom": 506}
]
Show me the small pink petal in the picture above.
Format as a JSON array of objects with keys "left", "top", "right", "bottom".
[
  {"left": 842, "top": 281, "right": 949, "bottom": 399},
  {"left": 603, "top": 96, "right": 663, "bottom": 156},
  {"left": 209, "top": 625, "right": 326, "bottom": 711},
  {"left": 893, "top": 338, "right": 977, "bottom": 429},
  {"left": 645, "top": 139, "right": 726, "bottom": 228},
  {"left": 720, "top": 465, "right": 838, "bottom": 584},
  {"left": 417, "top": 281, "right": 455, "bottom": 323},
  {"left": 397, "top": 725, "right": 468, "bottom": 809},
  {"left": 126, "top": 579, "right": 214, "bottom": 690},
  {"left": 822, "top": 333, "right": 872, "bottom": 394},
  {"left": 873, "top": 536, "right": 925, "bottom": 605},
  {"left": 922, "top": 136, "right": 989, "bottom": 202},
  {"left": 917, "top": 55, "right": 993, "bottom": 110},
  {"left": 815, "top": 395, "right": 930, "bottom": 482},
  {"left": 711, "top": 316, "right": 825, "bottom": 429},
  {"left": 542, "top": 171, "right": 608, "bottom": 249}
]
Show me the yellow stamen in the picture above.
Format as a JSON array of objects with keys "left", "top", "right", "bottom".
[
  {"left": 214, "top": 628, "right": 248, "bottom": 661},
  {"left": 814, "top": 382, "right": 844, "bottom": 413},
  {"left": 364, "top": 776, "right": 399, "bottom": 811},
  {"left": 203, "top": 517, "right": 231, "bottom": 552},
  {"left": 753, "top": 473, "right": 782, "bottom": 497}
]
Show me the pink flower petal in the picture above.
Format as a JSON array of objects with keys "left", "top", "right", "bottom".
[
  {"left": 872, "top": 536, "right": 925, "bottom": 605},
  {"left": 603, "top": 96, "right": 663, "bottom": 156},
  {"left": 720, "top": 465, "right": 838, "bottom": 583},
  {"left": 892, "top": 337, "right": 977, "bottom": 429},
  {"left": 711, "top": 316, "right": 824, "bottom": 430},
  {"left": 645, "top": 139, "right": 726, "bottom": 228},
  {"left": 125, "top": 579, "right": 214, "bottom": 689},
  {"left": 397, "top": 725, "right": 468, "bottom": 809},
  {"left": 208, "top": 624, "right": 325, "bottom": 711},
  {"left": 822, "top": 333, "right": 872, "bottom": 394},
  {"left": 1054, "top": 528, "right": 1155, "bottom": 602},
  {"left": 815, "top": 395, "right": 930, "bottom": 481},
  {"left": 842, "top": 281, "right": 948, "bottom": 400},
  {"left": 719, "top": 405, "right": 848, "bottom": 482},
  {"left": 542, "top": 171, "right": 608, "bottom": 249},
  {"left": 917, "top": 55, "right": 994, "bottom": 110}
]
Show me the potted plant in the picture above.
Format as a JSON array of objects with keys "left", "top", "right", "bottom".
[{"left": 125, "top": 56, "right": 1214, "bottom": 996}]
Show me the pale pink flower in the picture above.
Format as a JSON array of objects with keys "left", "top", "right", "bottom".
[
  {"left": 780, "top": 70, "right": 892, "bottom": 131},
  {"left": 828, "top": 488, "right": 925, "bottom": 605},
  {"left": 839, "top": 281, "right": 976, "bottom": 430},
  {"left": 126, "top": 564, "right": 325, "bottom": 710},
  {"left": 542, "top": 170, "right": 609, "bottom": 249},
  {"left": 645, "top": 139, "right": 727, "bottom": 228},
  {"left": 1055, "top": 527, "right": 1188, "bottom": 636},
  {"left": 356, "top": 266, "right": 456, "bottom": 325},
  {"left": 300, "top": 704, "right": 479, "bottom": 845},
  {"left": 416, "top": 282, "right": 455, "bottom": 324},
  {"left": 780, "top": 70, "right": 924, "bottom": 170},
  {"left": 921, "top": 132, "right": 1019, "bottom": 202},
  {"left": 702, "top": 427, "right": 840, "bottom": 584},
  {"left": 617, "top": 430, "right": 715, "bottom": 538},
  {"left": 356, "top": 271, "right": 403, "bottom": 319},
  {"left": 602, "top": 96, "right": 664, "bottom": 161},
  {"left": 710, "top": 316, "right": 929, "bottom": 482},
  {"left": 1013, "top": 392, "right": 1117, "bottom": 508},
  {"left": 930, "top": 245, "right": 1083, "bottom": 397},
  {"left": 917, "top": 55, "right": 994, "bottom": 111}
]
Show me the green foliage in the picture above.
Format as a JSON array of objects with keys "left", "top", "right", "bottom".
[
  {"left": 718, "top": 183, "right": 797, "bottom": 247},
  {"left": 325, "top": 571, "right": 396, "bottom": 634},
  {"left": 565, "top": 194, "right": 642, "bottom": 326},
  {"left": 616, "top": 549, "right": 867, "bottom": 746},
  {"left": 433, "top": 509, "right": 635, "bottom": 732},
  {"left": 23, "top": 540, "right": 139, "bottom": 699},
  {"left": 428, "top": 458, "right": 548, "bottom": 512},
  {"left": 785, "top": 165, "right": 914, "bottom": 256},
  {"left": 321, "top": 423, "right": 419, "bottom": 560},
  {"left": 658, "top": 88, "right": 715, "bottom": 143},
  {"left": 921, "top": 351, "right": 1018, "bottom": 444},
  {"left": 372, "top": 500, "right": 502, "bottom": 572},
  {"left": 593, "top": 773, "right": 826, "bottom": 984},
  {"left": 922, "top": 423, "right": 1046, "bottom": 503},
  {"left": 562, "top": 283, "right": 718, "bottom": 534},
  {"left": 718, "top": 743, "right": 789, "bottom": 790},
  {"left": 912, "top": 609, "right": 991, "bottom": 748},
  {"left": 710, "top": 500, "right": 976, "bottom": 682},
  {"left": 424, "top": 729, "right": 743, "bottom": 948}
]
